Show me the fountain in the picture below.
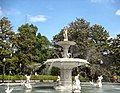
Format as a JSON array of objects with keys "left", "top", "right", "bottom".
[
  {"left": 96, "top": 76, "right": 103, "bottom": 88},
  {"left": 5, "top": 83, "right": 13, "bottom": 93},
  {"left": 45, "top": 26, "right": 89, "bottom": 92},
  {"left": 0, "top": 26, "right": 119, "bottom": 93},
  {"left": 24, "top": 75, "right": 32, "bottom": 89},
  {"left": 72, "top": 74, "right": 81, "bottom": 93},
  {"left": 0, "top": 82, "right": 120, "bottom": 93},
  {"left": 56, "top": 75, "right": 61, "bottom": 85},
  {"left": 5, "top": 71, "right": 13, "bottom": 93},
  {"left": 90, "top": 75, "right": 103, "bottom": 88}
]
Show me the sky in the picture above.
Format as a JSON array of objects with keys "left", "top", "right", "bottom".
[{"left": 0, "top": 0, "right": 120, "bottom": 41}]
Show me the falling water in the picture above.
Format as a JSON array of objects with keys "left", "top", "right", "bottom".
[
  {"left": 47, "top": 49, "right": 60, "bottom": 74},
  {"left": 47, "top": 60, "right": 55, "bottom": 74}
]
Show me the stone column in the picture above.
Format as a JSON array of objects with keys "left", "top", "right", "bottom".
[
  {"left": 60, "top": 68, "right": 72, "bottom": 90},
  {"left": 62, "top": 45, "right": 70, "bottom": 58}
]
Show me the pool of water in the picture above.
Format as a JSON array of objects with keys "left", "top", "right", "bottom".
[
  {"left": 81, "top": 84, "right": 120, "bottom": 93},
  {"left": 0, "top": 83, "right": 120, "bottom": 93}
]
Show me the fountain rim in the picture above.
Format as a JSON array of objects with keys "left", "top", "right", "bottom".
[
  {"left": 45, "top": 58, "right": 89, "bottom": 64},
  {"left": 44, "top": 58, "right": 89, "bottom": 69},
  {"left": 56, "top": 41, "right": 76, "bottom": 46}
]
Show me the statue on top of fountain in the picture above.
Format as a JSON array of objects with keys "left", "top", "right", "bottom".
[{"left": 63, "top": 26, "right": 68, "bottom": 41}]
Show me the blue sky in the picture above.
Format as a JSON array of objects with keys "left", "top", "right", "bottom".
[{"left": 0, "top": 0, "right": 120, "bottom": 40}]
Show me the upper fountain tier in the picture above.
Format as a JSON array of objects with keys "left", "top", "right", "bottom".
[
  {"left": 45, "top": 26, "right": 89, "bottom": 69},
  {"left": 56, "top": 40, "right": 76, "bottom": 58}
]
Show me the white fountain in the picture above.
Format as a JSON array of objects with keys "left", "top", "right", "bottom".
[
  {"left": 45, "top": 26, "right": 89, "bottom": 92},
  {"left": 90, "top": 75, "right": 103, "bottom": 88},
  {"left": 5, "top": 83, "right": 13, "bottom": 93},
  {"left": 96, "top": 76, "right": 103, "bottom": 88},
  {"left": 72, "top": 74, "right": 81, "bottom": 93},
  {"left": 5, "top": 71, "right": 13, "bottom": 93},
  {"left": 24, "top": 75, "right": 32, "bottom": 89}
]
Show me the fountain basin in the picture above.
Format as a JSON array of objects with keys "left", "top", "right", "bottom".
[
  {"left": 45, "top": 58, "right": 89, "bottom": 69},
  {"left": 45, "top": 58, "right": 89, "bottom": 91},
  {"left": 0, "top": 83, "right": 120, "bottom": 93}
]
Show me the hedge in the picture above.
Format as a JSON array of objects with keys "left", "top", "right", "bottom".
[
  {"left": 0, "top": 75, "right": 58, "bottom": 81},
  {"left": 0, "top": 75, "right": 98, "bottom": 82}
]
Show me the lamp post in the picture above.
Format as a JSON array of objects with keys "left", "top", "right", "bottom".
[
  {"left": 102, "top": 50, "right": 110, "bottom": 65},
  {"left": 20, "top": 63, "right": 22, "bottom": 75},
  {"left": 2, "top": 57, "right": 6, "bottom": 83}
]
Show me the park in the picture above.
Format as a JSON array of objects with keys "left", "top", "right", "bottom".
[{"left": 0, "top": 17, "right": 120, "bottom": 93}]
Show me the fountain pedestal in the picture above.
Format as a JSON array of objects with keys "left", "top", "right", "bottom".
[{"left": 60, "top": 69, "right": 72, "bottom": 90}]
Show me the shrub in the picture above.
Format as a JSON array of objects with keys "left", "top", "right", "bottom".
[{"left": 0, "top": 75, "right": 58, "bottom": 81}]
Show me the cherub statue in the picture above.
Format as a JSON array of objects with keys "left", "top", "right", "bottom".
[
  {"left": 24, "top": 74, "right": 32, "bottom": 89},
  {"left": 56, "top": 76, "right": 61, "bottom": 86},
  {"left": 96, "top": 75, "right": 103, "bottom": 88},
  {"left": 25, "top": 74, "right": 31, "bottom": 83},
  {"left": 73, "top": 74, "right": 81, "bottom": 91},
  {"left": 90, "top": 75, "right": 103, "bottom": 88}
]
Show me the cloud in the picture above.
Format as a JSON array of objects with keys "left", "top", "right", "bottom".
[
  {"left": 0, "top": 7, "right": 21, "bottom": 17},
  {"left": 116, "top": 10, "right": 120, "bottom": 16},
  {"left": 0, "top": 7, "right": 4, "bottom": 16},
  {"left": 29, "top": 15, "right": 47, "bottom": 22}
]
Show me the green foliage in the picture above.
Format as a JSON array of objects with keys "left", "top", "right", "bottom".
[
  {"left": 50, "top": 67, "right": 60, "bottom": 76},
  {"left": 0, "top": 75, "right": 57, "bottom": 81},
  {"left": 0, "top": 17, "right": 16, "bottom": 74},
  {"left": 12, "top": 75, "right": 26, "bottom": 80},
  {"left": 79, "top": 76, "right": 89, "bottom": 82},
  {"left": 34, "top": 33, "right": 52, "bottom": 63},
  {"left": 13, "top": 23, "right": 52, "bottom": 74},
  {"left": 109, "top": 34, "right": 120, "bottom": 64},
  {"left": 31, "top": 75, "right": 57, "bottom": 80},
  {"left": 0, "top": 75, "right": 8, "bottom": 80},
  {"left": 72, "top": 76, "right": 89, "bottom": 82},
  {"left": 0, "top": 18, "right": 52, "bottom": 76},
  {"left": 13, "top": 24, "right": 38, "bottom": 74}
]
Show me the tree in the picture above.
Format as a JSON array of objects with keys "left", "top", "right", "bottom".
[
  {"left": 14, "top": 24, "right": 52, "bottom": 75},
  {"left": 0, "top": 17, "right": 15, "bottom": 82},
  {"left": 53, "top": 18, "right": 111, "bottom": 80},
  {"left": 15, "top": 23, "right": 38, "bottom": 74},
  {"left": 34, "top": 33, "right": 52, "bottom": 63},
  {"left": 33, "top": 33, "right": 53, "bottom": 74},
  {"left": 109, "top": 34, "right": 120, "bottom": 75},
  {"left": 88, "top": 24, "right": 110, "bottom": 63}
]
